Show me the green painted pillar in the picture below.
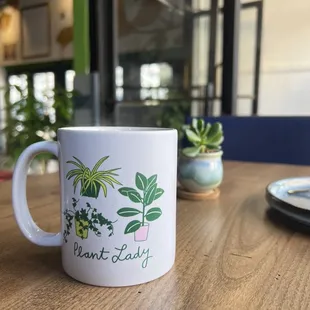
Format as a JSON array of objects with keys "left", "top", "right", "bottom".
[{"left": 73, "top": 0, "right": 90, "bottom": 74}]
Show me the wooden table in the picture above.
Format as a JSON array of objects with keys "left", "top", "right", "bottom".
[{"left": 2, "top": 161, "right": 310, "bottom": 309}]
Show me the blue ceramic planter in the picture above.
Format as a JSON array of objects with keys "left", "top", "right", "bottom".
[{"left": 178, "top": 151, "right": 223, "bottom": 193}]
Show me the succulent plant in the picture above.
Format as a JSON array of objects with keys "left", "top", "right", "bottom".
[{"left": 182, "top": 118, "right": 224, "bottom": 157}]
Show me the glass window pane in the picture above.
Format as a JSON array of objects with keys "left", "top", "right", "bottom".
[
  {"left": 65, "top": 70, "right": 76, "bottom": 92},
  {"left": 9, "top": 74, "right": 28, "bottom": 103},
  {"left": 33, "top": 72, "right": 55, "bottom": 123},
  {"left": 140, "top": 63, "right": 172, "bottom": 100},
  {"left": 116, "top": 66, "right": 123, "bottom": 87},
  {"left": 116, "top": 0, "right": 219, "bottom": 125},
  {"left": 116, "top": 87, "right": 124, "bottom": 101},
  {"left": 237, "top": 7, "right": 256, "bottom": 114},
  {"left": 192, "top": 15, "right": 209, "bottom": 87},
  {"left": 192, "top": 0, "right": 210, "bottom": 11},
  {"left": 237, "top": 98, "right": 252, "bottom": 115}
]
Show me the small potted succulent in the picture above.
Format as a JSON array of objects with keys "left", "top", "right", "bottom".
[{"left": 178, "top": 118, "right": 224, "bottom": 193}]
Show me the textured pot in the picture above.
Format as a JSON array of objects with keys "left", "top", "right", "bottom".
[{"left": 178, "top": 151, "right": 223, "bottom": 193}]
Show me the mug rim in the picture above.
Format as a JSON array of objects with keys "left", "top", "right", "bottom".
[{"left": 58, "top": 126, "right": 176, "bottom": 133}]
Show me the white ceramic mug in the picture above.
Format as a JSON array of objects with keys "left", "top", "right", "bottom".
[{"left": 12, "top": 127, "right": 177, "bottom": 287}]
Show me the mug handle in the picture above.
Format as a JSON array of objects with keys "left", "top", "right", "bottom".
[{"left": 12, "top": 141, "right": 62, "bottom": 246}]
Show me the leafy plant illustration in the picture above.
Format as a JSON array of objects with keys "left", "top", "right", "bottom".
[
  {"left": 66, "top": 156, "right": 122, "bottom": 198},
  {"left": 63, "top": 198, "right": 115, "bottom": 242},
  {"left": 117, "top": 173, "right": 164, "bottom": 242}
]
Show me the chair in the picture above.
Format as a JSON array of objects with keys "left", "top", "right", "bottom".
[
  {"left": 184, "top": 116, "right": 310, "bottom": 165},
  {"left": 0, "top": 171, "right": 13, "bottom": 182}
]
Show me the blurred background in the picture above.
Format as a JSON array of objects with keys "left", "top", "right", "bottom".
[{"left": 0, "top": 0, "right": 308, "bottom": 175}]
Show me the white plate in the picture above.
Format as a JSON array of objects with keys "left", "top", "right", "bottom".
[
  {"left": 267, "top": 177, "right": 310, "bottom": 211},
  {"left": 266, "top": 177, "right": 310, "bottom": 226}
]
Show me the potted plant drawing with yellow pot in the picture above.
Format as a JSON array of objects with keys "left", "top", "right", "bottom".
[{"left": 63, "top": 198, "right": 115, "bottom": 242}]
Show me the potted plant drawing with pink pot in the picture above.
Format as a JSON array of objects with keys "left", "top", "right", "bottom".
[{"left": 117, "top": 173, "right": 164, "bottom": 242}]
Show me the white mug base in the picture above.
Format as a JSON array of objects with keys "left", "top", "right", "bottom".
[{"left": 63, "top": 260, "right": 175, "bottom": 287}]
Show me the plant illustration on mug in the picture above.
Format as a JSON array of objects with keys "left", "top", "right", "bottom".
[
  {"left": 66, "top": 156, "right": 122, "bottom": 199},
  {"left": 117, "top": 173, "right": 164, "bottom": 242},
  {"left": 63, "top": 198, "right": 115, "bottom": 242}
]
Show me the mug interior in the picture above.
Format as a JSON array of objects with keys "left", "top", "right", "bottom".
[{"left": 58, "top": 126, "right": 175, "bottom": 133}]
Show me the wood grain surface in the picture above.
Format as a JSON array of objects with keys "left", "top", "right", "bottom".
[{"left": 1, "top": 161, "right": 310, "bottom": 310}]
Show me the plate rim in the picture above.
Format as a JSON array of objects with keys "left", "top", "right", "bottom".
[
  {"left": 265, "top": 191, "right": 310, "bottom": 226},
  {"left": 266, "top": 177, "right": 310, "bottom": 212}
]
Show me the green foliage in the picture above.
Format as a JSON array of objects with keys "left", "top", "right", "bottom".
[
  {"left": 156, "top": 96, "right": 191, "bottom": 142},
  {"left": 145, "top": 207, "right": 162, "bottom": 221},
  {"left": 182, "top": 118, "right": 224, "bottom": 157},
  {"left": 63, "top": 209, "right": 74, "bottom": 243},
  {"left": 2, "top": 82, "right": 74, "bottom": 166},
  {"left": 63, "top": 198, "right": 115, "bottom": 242},
  {"left": 118, "top": 187, "right": 136, "bottom": 196},
  {"left": 144, "top": 183, "right": 157, "bottom": 206},
  {"left": 117, "top": 172, "right": 164, "bottom": 233},
  {"left": 128, "top": 191, "right": 142, "bottom": 203},
  {"left": 124, "top": 220, "right": 141, "bottom": 234},
  {"left": 66, "top": 156, "right": 122, "bottom": 198},
  {"left": 117, "top": 208, "right": 142, "bottom": 217},
  {"left": 135, "top": 172, "right": 148, "bottom": 190}
]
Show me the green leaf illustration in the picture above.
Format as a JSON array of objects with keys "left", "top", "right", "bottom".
[
  {"left": 135, "top": 172, "right": 148, "bottom": 190},
  {"left": 91, "top": 156, "right": 109, "bottom": 174},
  {"left": 66, "top": 159, "right": 84, "bottom": 170},
  {"left": 124, "top": 220, "right": 141, "bottom": 234},
  {"left": 154, "top": 188, "right": 164, "bottom": 200},
  {"left": 94, "top": 180, "right": 107, "bottom": 197},
  {"left": 80, "top": 208, "right": 88, "bottom": 221},
  {"left": 144, "top": 183, "right": 157, "bottom": 206},
  {"left": 118, "top": 187, "right": 136, "bottom": 197},
  {"left": 99, "top": 175, "right": 122, "bottom": 187},
  {"left": 128, "top": 191, "right": 142, "bottom": 203},
  {"left": 147, "top": 174, "right": 157, "bottom": 190},
  {"left": 145, "top": 208, "right": 162, "bottom": 221},
  {"left": 66, "top": 169, "right": 80, "bottom": 179},
  {"left": 72, "top": 156, "right": 85, "bottom": 167},
  {"left": 73, "top": 175, "right": 83, "bottom": 193},
  {"left": 117, "top": 208, "right": 142, "bottom": 217},
  {"left": 97, "top": 213, "right": 107, "bottom": 225}
]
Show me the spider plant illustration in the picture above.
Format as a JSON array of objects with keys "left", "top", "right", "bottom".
[{"left": 66, "top": 156, "right": 122, "bottom": 198}]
